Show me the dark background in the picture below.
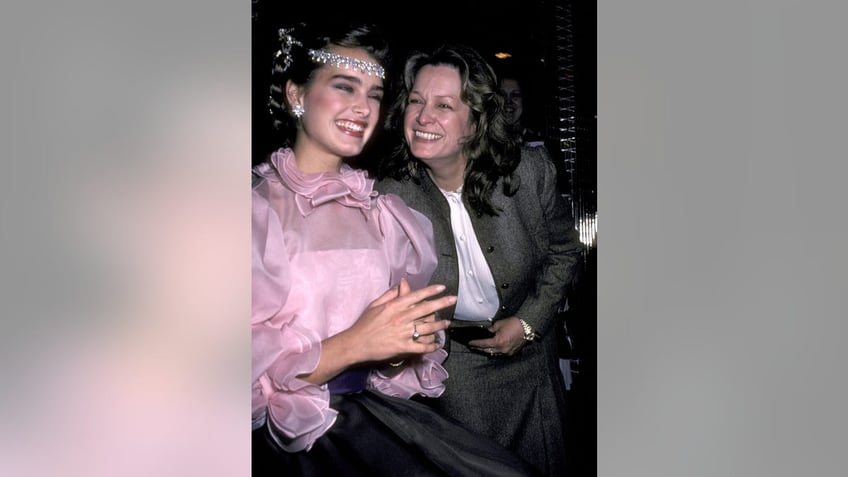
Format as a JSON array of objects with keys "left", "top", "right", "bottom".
[{"left": 252, "top": 2, "right": 596, "bottom": 474}]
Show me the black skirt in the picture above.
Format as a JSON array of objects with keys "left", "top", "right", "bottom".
[{"left": 253, "top": 390, "right": 541, "bottom": 477}]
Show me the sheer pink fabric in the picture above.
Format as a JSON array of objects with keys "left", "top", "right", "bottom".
[{"left": 252, "top": 149, "right": 447, "bottom": 452}]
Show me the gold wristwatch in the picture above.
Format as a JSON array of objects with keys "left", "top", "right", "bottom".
[{"left": 519, "top": 319, "right": 538, "bottom": 342}]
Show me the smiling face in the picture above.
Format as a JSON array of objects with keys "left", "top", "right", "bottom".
[
  {"left": 499, "top": 77, "right": 523, "bottom": 128},
  {"left": 403, "top": 64, "right": 474, "bottom": 174},
  {"left": 287, "top": 46, "right": 385, "bottom": 167}
]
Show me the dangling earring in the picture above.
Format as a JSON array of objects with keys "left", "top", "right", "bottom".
[{"left": 292, "top": 103, "right": 305, "bottom": 119}]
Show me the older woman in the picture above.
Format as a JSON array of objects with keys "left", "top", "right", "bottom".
[{"left": 376, "top": 43, "right": 583, "bottom": 476}]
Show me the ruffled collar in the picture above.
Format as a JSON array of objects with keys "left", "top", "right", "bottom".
[{"left": 254, "top": 148, "right": 377, "bottom": 216}]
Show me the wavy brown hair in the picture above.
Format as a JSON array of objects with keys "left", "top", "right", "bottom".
[{"left": 377, "top": 43, "right": 520, "bottom": 217}]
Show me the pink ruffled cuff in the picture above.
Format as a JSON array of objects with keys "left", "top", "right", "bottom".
[
  {"left": 258, "top": 325, "right": 338, "bottom": 452},
  {"left": 266, "top": 382, "right": 338, "bottom": 452},
  {"left": 370, "top": 347, "right": 449, "bottom": 399}
]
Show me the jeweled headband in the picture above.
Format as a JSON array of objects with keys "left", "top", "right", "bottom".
[
  {"left": 308, "top": 49, "right": 385, "bottom": 79},
  {"left": 274, "top": 26, "right": 385, "bottom": 80}
]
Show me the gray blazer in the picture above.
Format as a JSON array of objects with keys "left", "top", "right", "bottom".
[{"left": 376, "top": 147, "right": 582, "bottom": 336}]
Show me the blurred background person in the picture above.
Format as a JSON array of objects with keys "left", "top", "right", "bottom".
[{"left": 496, "top": 60, "right": 547, "bottom": 148}]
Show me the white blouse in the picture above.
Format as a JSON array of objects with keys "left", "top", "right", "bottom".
[{"left": 440, "top": 188, "right": 499, "bottom": 322}]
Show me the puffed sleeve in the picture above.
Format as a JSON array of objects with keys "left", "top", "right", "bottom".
[
  {"left": 376, "top": 193, "right": 438, "bottom": 290},
  {"left": 252, "top": 185, "right": 336, "bottom": 452},
  {"left": 368, "top": 194, "right": 449, "bottom": 398}
]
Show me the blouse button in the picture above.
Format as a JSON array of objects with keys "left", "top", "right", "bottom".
[
  {"left": 500, "top": 305, "right": 508, "bottom": 311},
  {"left": 487, "top": 245, "right": 495, "bottom": 253},
  {"left": 501, "top": 283, "right": 509, "bottom": 289}
]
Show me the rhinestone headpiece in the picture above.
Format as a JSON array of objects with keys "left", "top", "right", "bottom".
[
  {"left": 308, "top": 49, "right": 385, "bottom": 79},
  {"left": 275, "top": 27, "right": 302, "bottom": 72}
]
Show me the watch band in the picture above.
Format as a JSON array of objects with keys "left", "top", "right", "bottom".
[{"left": 519, "top": 319, "right": 538, "bottom": 342}]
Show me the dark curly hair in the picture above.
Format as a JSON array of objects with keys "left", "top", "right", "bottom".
[
  {"left": 377, "top": 43, "right": 520, "bottom": 217},
  {"left": 267, "top": 21, "right": 390, "bottom": 148}
]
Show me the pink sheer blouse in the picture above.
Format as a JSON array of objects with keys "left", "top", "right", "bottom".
[{"left": 251, "top": 149, "right": 448, "bottom": 452}]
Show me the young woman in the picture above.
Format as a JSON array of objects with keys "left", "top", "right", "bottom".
[{"left": 252, "top": 22, "right": 538, "bottom": 476}]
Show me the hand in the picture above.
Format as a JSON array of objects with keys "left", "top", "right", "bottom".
[
  {"left": 345, "top": 278, "right": 455, "bottom": 364},
  {"left": 468, "top": 317, "right": 526, "bottom": 357}
]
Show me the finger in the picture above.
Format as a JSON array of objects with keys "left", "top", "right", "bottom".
[
  {"left": 392, "top": 284, "right": 451, "bottom": 309},
  {"left": 471, "top": 346, "right": 498, "bottom": 356},
  {"left": 403, "top": 294, "right": 457, "bottom": 319},
  {"left": 410, "top": 333, "right": 436, "bottom": 346},
  {"left": 413, "top": 313, "right": 439, "bottom": 324},
  {"left": 408, "top": 330, "right": 447, "bottom": 350},
  {"left": 413, "top": 319, "right": 450, "bottom": 337},
  {"left": 410, "top": 342, "right": 446, "bottom": 354},
  {"left": 398, "top": 277, "right": 411, "bottom": 296},
  {"left": 413, "top": 312, "right": 449, "bottom": 325},
  {"left": 468, "top": 337, "right": 498, "bottom": 348},
  {"left": 367, "top": 285, "right": 403, "bottom": 309},
  {"left": 404, "top": 321, "right": 447, "bottom": 348}
]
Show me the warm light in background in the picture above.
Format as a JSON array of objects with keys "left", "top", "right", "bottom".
[{"left": 494, "top": 52, "right": 512, "bottom": 59}]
